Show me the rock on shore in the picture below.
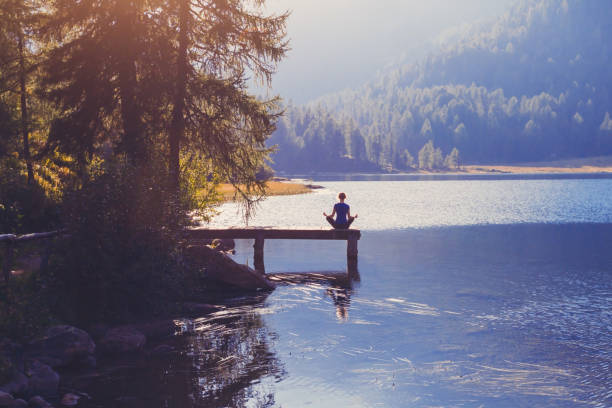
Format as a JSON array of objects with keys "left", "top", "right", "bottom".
[
  {"left": 23, "top": 361, "right": 59, "bottom": 398},
  {"left": 98, "top": 327, "right": 146, "bottom": 354},
  {"left": 25, "top": 326, "right": 95, "bottom": 369},
  {"left": 184, "top": 245, "right": 275, "bottom": 291}
]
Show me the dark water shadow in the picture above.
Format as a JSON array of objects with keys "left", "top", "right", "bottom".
[
  {"left": 268, "top": 267, "right": 361, "bottom": 322},
  {"left": 63, "top": 294, "right": 286, "bottom": 408}
]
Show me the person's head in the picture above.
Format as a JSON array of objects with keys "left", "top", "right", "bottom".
[{"left": 338, "top": 192, "right": 346, "bottom": 201}]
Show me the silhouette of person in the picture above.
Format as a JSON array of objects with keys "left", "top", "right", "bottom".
[
  {"left": 323, "top": 192, "right": 358, "bottom": 229},
  {"left": 326, "top": 287, "right": 351, "bottom": 321}
]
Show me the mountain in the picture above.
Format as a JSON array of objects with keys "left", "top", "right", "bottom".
[{"left": 268, "top": 0, "right": 612, "bottom": 173}]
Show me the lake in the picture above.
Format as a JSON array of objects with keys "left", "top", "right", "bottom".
[
  {"left": 75, "top": 175, "right": 612, "bottom": 407},
  {"left": 210, "top": 174, "right": 612, "bottom": 229}
]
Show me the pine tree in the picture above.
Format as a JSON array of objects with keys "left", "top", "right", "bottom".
[
  {"left": 401, "top": 149, "right": 414, "bottom": 168},
  {"left": 444, "top": 147, "right": 460, "bottom": 169},
  {"left": 0, "top": 0, "right": 40, "bottom": 184},
  {"left": 433, "top": 147, "right": 444, "bottom": 169},
  {"left": 418, "top": 140, "right": 434, "bottom": 169},
  {"left": 41, "top": 0, "right": 166, "bottom": 167},
  {"left": 165, "top": 0, "right": 289, "bottom": 199}
]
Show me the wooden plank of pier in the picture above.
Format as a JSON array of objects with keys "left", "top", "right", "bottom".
[
  {"left": 186, "top": 228, "right": 361, "bottom": 273},
  {"left": 186, "top": 228, "right": 360, "bottom": 241}
]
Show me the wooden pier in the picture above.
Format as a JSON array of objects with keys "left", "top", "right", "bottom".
[
  {"left": 1, "top": 228, "right": 360, "bottom": 282},
  {"left": 186, "top": 228, "right": 361, "bottom": 273}
]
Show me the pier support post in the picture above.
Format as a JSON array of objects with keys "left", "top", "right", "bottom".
[
  {"left": 347, "top": 237, "right": 358, "bottom": 260},
  {"left": 253, "top": 234, "right": 265, "bottom": 273},
  {"left": 347, "top": 257, "right": 359, "bottom": 276}
]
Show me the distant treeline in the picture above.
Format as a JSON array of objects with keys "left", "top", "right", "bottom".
[{"left": 268, "top": 0, "right": 612, "bottom": 173}]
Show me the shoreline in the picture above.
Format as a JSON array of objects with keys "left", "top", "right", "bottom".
[
  {"left": 215, "top": 179, "right": 317, "bottom": 201},
  {"left": 215, "top": 157, "right": 612, "bottom": 201},
  {"left": 458, "top": 164, "right": 612, "bottom": 175},
  {"left": 414, "top": 155, "right": 612, "bottom": 175},
  {"left": 279, "top": 156, "right": 612, "bottom": 178}
]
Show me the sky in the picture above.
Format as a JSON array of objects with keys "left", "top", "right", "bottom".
[{"left": 258, "top": 0, "right": 516, "bottom": 104}]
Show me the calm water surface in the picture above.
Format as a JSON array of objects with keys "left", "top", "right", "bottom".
[
  {"left": 75, "top": 176, "right": 612, "bottom": 407},
  {"left": 209, "top": 177, "right": 612, "bottom": 229}
]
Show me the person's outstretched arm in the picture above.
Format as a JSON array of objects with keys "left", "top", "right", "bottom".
[{"left": 323, "top": 208, "right": 337, "bottom": 217}]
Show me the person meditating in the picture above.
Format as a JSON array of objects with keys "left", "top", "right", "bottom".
[{"left": 324, "top": 192, "right": 358, "bottom": 229}]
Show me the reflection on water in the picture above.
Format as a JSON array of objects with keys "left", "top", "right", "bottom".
[
  {"left": 232, "top": 224, "right": 611, "bottom": 407},
  {"left": 70, "top": 224, "right": 611, "bottom": 407},
  {"left": 181, "top": 298, "right": 286, "bottom": 407},
  {"left": 69, "top": 176, "right": 612, "bottom": 407},
  {"left": 67, "top": 294, "right": 285, "bottom": 408},
  {"left": 269, "top": 267, "right": 360, "bottom": 322},
  {"left": 326, "top": 287, "right": 351, "bottom": 321}
]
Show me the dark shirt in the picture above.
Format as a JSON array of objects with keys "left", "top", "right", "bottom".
[{"left": 334, "top": 202, "right": 350, "bottom": 224}]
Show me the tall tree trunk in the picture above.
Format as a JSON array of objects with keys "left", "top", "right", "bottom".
[
  {"left": 116, "top": 5, "right": 145, "bottom": 165},
  {"left": 118, "top": 60, "right": 144, "bottom": 164},
  {"left": 18, "top": 30, "right": 34, "bottom": 185},
  {"left": 169, "top": 0, "right": 189, "bottom": 192}
]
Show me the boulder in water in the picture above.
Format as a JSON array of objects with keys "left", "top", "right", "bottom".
[
  {"left": 10, "top": 398, "right": 28, "bottom": 408},
  {"left": 99, "top": 326, "right": 146, "bottom": 354},
  {"left": 25, "top": 326, "right": 95, "bottom": 368},
  {"left": 28, "top": 396, "right": 53, "bottom": 408},
  {"left": 184, "top": 245, "right": 275, "bottom": 291},
  {"left": 24, "top": 360, "right": 59, "bottom": 398},
  {"left": 0, "top": 391, "right": 15, "bottom": 406},
  {"left": 0, "top": 372, "right": 28, "bottom": 396}
]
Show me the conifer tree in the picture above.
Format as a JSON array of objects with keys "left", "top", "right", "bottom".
[
  {"left": 418, "top": 140, "right": 434, "bottom": 169},
  {"left": 0, "top": 0, "right": 40, "bottom": 184},
  {"left": 444, "top": 147, "right": 460, "bottom": 169},
  {"left": 165, "top": 0, "right": 289, "bottom": 200},
  {"left": 433, "top": 146, "right": 444, "bottom": 169},
  {"left": 41, "top": 0, "right": 166, "bottom": 167},
  {"left": 401, "top": 149, "right": 414, "bottom": 168}
]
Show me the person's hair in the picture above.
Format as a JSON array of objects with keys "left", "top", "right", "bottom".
[{"left": 338, "top": 192, "right": 346, "bottom": 200}]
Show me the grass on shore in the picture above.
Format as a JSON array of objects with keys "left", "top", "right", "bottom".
[
  {"left": 411, "top": 155, "right": 612, "bottom": 175},
  {"left": 462, "top": 155, "right": 612, "bottom": 174},
  {"left": 214, "top": 181, "right": 313, "bottom": 201}
]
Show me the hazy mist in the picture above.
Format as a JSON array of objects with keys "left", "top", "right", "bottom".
[
  {"left": 268, "top": 0, "right": 612, "bottom": 171},
  {"left": 262, "top": 0, "right": 515, "bottom": 103}
]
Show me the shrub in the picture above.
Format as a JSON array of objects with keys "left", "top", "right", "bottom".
[
  {"left": 46, "top": 158, "right": 200, "bottom": 324},
  {"left": 0, "top": 157, "right": 61, "bottom": 233},
  {"left": 0, "top": 271, "right": 54, "bottom": 341}
]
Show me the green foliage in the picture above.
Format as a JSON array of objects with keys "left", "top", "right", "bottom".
[
  {"left": 0, "top": 0, "right": 288, "bottom": 327},
  {"left": 0, "top": 98, "right": 19, "bottom": 157},
  {"left": 418, "top": 140, "right": 434, "bottom": 170},
  {"left": 0, "top": 271, "right": 55, "bottom": 341},
  {"left": 180, "top": 153, "right": 224, "bottom": 223},
  {"left": 445, "top": 147, "right": 460, "bottom": 170},
  {"left": 401, "top": 149, "right": 414, "bottom": 168},
  {"left": 0, "top": 157, "right": 61, "bottom": 233},
  {"left": 417, "top": 140, "right": 459, "bottom": 171},
  {"left": 46, "top": 158, "right": 196, "bottom": 323},
  {"left": 267, "top": 109, "right": 380, "bottom": 173}
]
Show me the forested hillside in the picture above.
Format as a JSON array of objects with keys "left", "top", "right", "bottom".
[{"left": 269, "top": 0, "right": 612, "bottom": 173}]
